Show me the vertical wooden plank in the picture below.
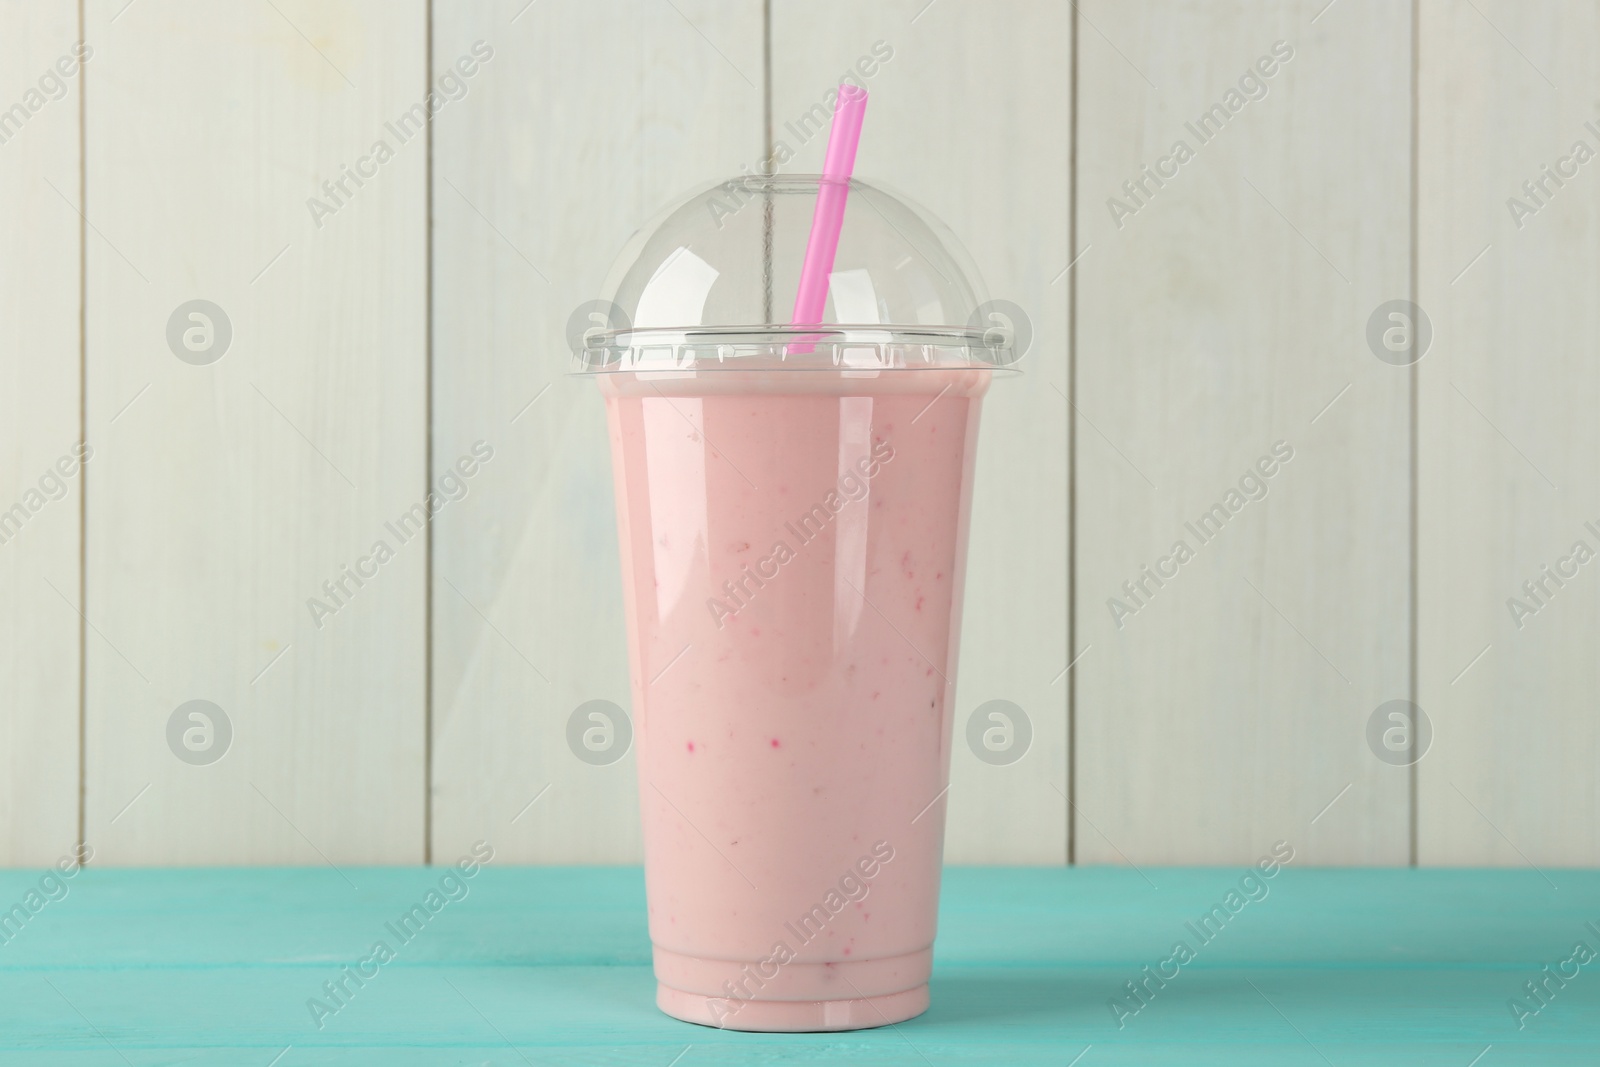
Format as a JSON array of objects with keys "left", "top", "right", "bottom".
[
  {"left": 430, "top": 0, "right": 764, "bottom": 862},
  {"left": 84, "top": 0, "right": 427, "bottom": 864},
  {"left": 1418, "top": 1, "right": 1600, "bottom": 864},
  {"left": 769, "top": 0, "right": 1071, "bottom": 863},
  {"left": 1075, "top": 0, "right": 1412, "bottom": 864},
  {"left": 0, "top": 0, "right": 83, "bottom": 865}
]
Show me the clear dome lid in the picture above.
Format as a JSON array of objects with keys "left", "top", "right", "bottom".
[{"left": 572, "top": 174, "right": 1020, "bottom": 373}]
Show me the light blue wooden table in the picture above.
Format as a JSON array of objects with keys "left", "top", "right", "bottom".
[{"left": 1, "top": 866, "right": 1595, "bottom": 1064}]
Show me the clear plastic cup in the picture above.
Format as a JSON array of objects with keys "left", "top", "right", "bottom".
[{"left": 574, "top": 175, "right": 1018, "bottom": 1031}]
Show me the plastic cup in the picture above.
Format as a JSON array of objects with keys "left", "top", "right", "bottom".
[{"left": 575, "top": 175, "right": 1018, "bottom": 1031}]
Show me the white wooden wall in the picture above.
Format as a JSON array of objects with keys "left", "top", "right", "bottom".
[
  {"left": 0, "top": 0, "right": 1594, "bottom": 868},
  {"left": 1417, "top": 0, "right": 1600, "bottom": 866},
  {"left": 1075, "top": 0, "right": 1412, "bottom": 866},
  {"left": 1, "top": 0, "right": 82, "bottom": 863}
]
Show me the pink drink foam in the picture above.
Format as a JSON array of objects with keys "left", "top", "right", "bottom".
[{"left": 598, "top": 367, "right": 989, "bottom": 1030}]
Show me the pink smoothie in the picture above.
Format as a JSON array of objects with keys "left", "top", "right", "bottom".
[{"left": 598, "top": 366, "right": 990, "bottom": 1031}]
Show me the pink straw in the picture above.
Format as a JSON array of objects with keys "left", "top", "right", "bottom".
[{"left": 789, "top": 84, "right": 868, "bottom": 354}]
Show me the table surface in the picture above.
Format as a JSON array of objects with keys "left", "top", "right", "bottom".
[{"left": 1, "top": 865, "right": 1596, "bottom": 1065}]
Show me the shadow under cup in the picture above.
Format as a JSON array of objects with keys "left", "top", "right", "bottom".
[{"left": 599, "top": 367, "right": 989, "bottom": 1031}]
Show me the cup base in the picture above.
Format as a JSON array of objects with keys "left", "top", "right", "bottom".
[{"left": 656, "top": 982, "right": 929, "bottom": 1032}]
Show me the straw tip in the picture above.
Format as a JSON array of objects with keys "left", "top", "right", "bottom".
[{"left": 838, "top": 82, "right": 868, "bottom": 102}]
